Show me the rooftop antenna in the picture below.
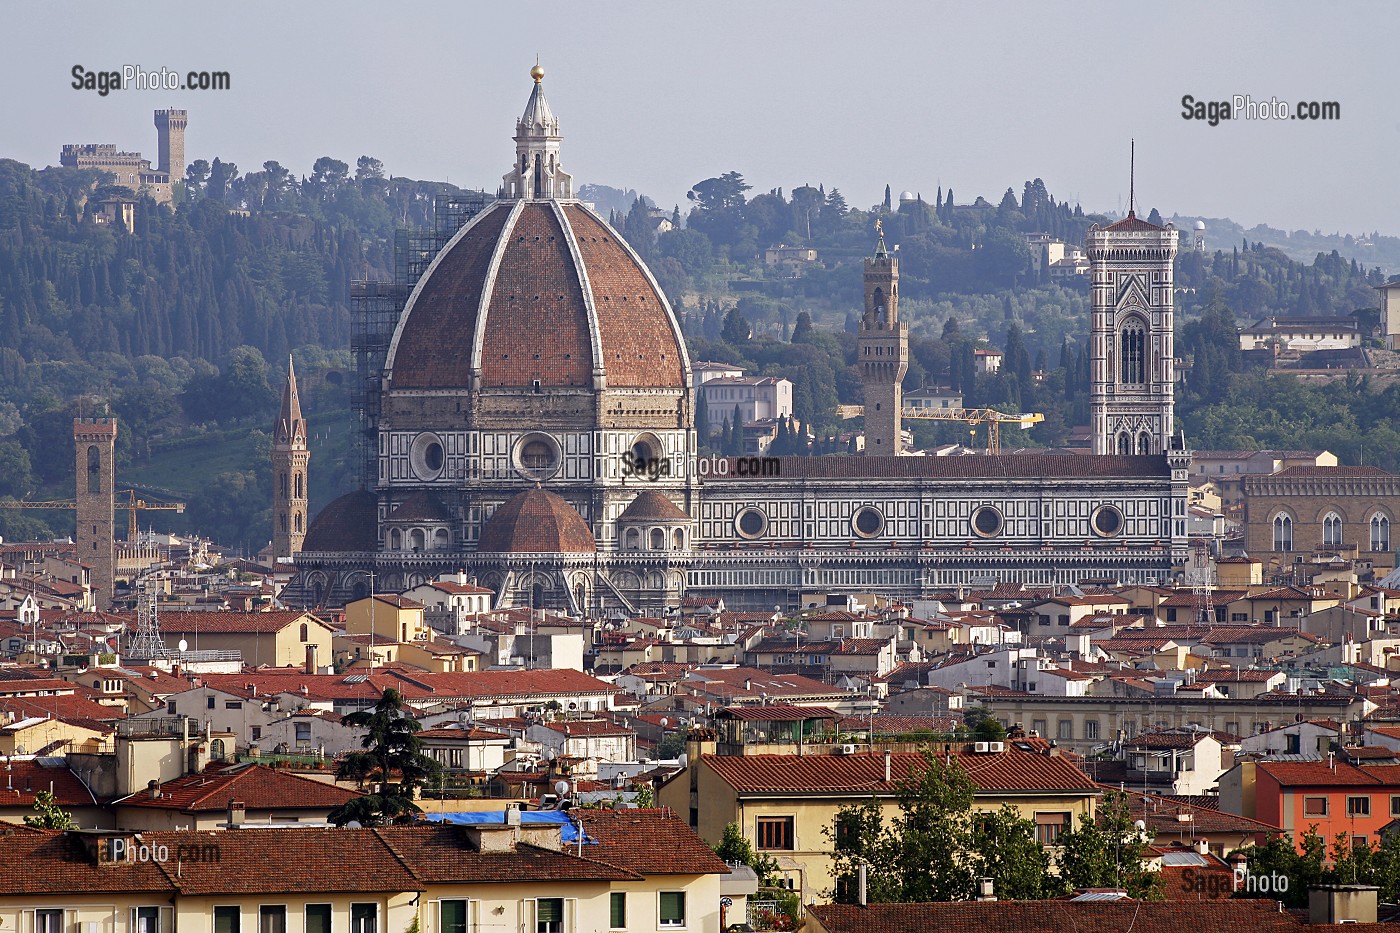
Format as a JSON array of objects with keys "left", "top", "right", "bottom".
[{"left": 1129, "top": 138, "right": 1136, "bottom": 216}]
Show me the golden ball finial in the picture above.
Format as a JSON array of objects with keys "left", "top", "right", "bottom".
[{"left": 530, "top": 63, "right": 545, "bottom": 84}]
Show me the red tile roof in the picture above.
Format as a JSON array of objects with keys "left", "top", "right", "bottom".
[
  {"left": 158, "top": 610, "right": 329, "bottom": 635},
  {"left": 703, "top": 748, "right": 1099, "bottom": 796},
  {"left": 302, "top": 490, "right": 378, "bottom": 553},
  {"left": 0, "top": 760, "right": 98, "bottom": 808},
  {"left": 477, "top": 489, "right": 597, "bottom": 553},
  {"left": 112, "top": 763, "right": 359, "bottom": 812},
  {"left": 1255, "top": 759, "right": 1392, "bottom": 787},
  {"left": 572, "top": 808, "right": 729, "bottom": 875}
]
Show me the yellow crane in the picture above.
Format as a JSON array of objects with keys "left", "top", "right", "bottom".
[
  {"left": 0, "top": 489, "right": 185, "bottom": 543},
  {"left": 837, "top": 405, "right": 1044, "bottom": 455}
]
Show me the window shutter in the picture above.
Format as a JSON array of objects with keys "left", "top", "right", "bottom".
[{"left": 565, "top": 899, "right": 578, "bottom": 933}]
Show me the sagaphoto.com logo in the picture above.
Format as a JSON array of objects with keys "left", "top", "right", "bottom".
[
  {"left": 1181, "top": 94, "right": 1339, "bottom": 126},
  {"left": 72, "top": 64, "right": 230, "bottom": 96}
]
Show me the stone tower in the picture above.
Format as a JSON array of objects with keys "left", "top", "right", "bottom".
[
  {"left": 859, "top": 228, "right": 908, "bottom": 454},
  {"left": 272, "top": 357, "right": 310, "bottom": 562},
  {"left": 500, "top": 64, "right": 573, "bottom": 200},
  {"left": 1087, "top": 209, "right": 1179, "bottom": 455},
  {"left": 153, "top": 109, "right": 187, "bottom": 180},
  {"left": 74, "top": 417, "right": 117, "bottom": 610}
]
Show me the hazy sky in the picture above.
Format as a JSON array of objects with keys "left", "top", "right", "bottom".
[{"left": 5, "top": 1, "right": 1395, "bottom": 235}]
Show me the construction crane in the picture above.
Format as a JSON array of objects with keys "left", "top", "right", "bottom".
[
  {"left": 837, "top": 405, "right": 1044, "bottom": 455},
  {"left": 0, "top": 489, "right": 185, "bottom": 543}
]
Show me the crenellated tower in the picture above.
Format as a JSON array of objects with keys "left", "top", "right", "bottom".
[
  {"left": 272, "top": 357, "right": 310, "bottom": 561},
  {"left": 74, "top": 417, "right": 117, "bottom": 609},
  {"left": 859, "top": 226, "right": 908, "bottom": 454},
  {"left": 154, "top": 109, "right": 187, "bottom": 180}
]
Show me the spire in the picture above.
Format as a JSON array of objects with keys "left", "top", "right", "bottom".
[
  {"left": 277, "top": 355, "right": 305, "bottom": 444},
  {"left": 873, "top": 218, "right": 888, "bottom": 259},
  {"left": 1128, "top": 138, "right": 1136, "bottom": 217},
  {"left": 502, "top": 62, "right": 573, "bottom": 200}
]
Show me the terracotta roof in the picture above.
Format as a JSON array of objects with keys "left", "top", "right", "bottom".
[
  {"left": 113, "top": 763, "right": 360, "bottom": 812},
  {"left": 387, "top": 491, "right": 453, "bottom": 523},
  {"left": 1272, "top": 465, "right": 1394, "bottom": 479},
  {"left": 1255, "top": 759, "right": 1392, "bottom": 787},
  {"left": 0, "top": 760, "right": 98, "bottom": 808},
  {"left": 376, "top": 824, "right": 637, "bottom": 883},
  {"left": 807, "top": 899, "right": 1371, "bottom": 933},
  {"left": 719, "top": 704, "right": 840, "bottom": 722},
  {"left": 430, "top": 580, "right": 494, "bottom": 595},
  {"left": 617, "top": 490, "right": 692, "bottom": 523},
  {"left": 385, "top": 201, "right": 685, "bottom": 390},
  {"left": 477, "top": 489, "right": 596, "bottom": 553},
  {"left": 302, "top": 490, "right": 378, "bottom": 553},
  {"left": 539, "top": 719, "right": 633, "bottom": 737},
  {"left": 1103, "top": 211, "right": 1165, "bottom": 232},
  {"left": 157, "top": 610, "right": 328, "bottom": 635},
  {"left": 0, "top": 827, "right": 174, "bottom": 895},
  {"left": 572, "top": 808, "right": 729, "bottom": 875},
  {"left": 703, "top": 749, "right": 1100, "bottom": 796},
  {"left": 702, "top": 454, "right": 1171, "bottom": 482}
]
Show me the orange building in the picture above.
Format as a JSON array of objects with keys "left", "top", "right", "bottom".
[{"left": 1251, "top": 760, "right": 1400, "bottom": 851}]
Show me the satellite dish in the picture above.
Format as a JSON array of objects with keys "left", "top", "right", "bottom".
[
  {"left": 544, "top": 749, "right": 557, "bottom": 761},
  {"left": 659, "top": 717, "right": 669, "bottom": 728},
  {"left": 678, "top": 753, "right": 689, "bottom": 769},
  {"left": 555, "top": 780, "right": 570, "bottom": 796},
  {"left": 178, "top": 639, "right": 188, "bottom": 652},
  {"left": 346, "top": 820, "right": 363, "bottom": 829}
]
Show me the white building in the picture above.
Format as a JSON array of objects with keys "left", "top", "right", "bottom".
[{"left": 699, "top": 376, "right": 793, "bottom": 425}]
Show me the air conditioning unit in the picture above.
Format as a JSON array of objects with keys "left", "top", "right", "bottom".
[
  {"left": 836, "top": 744, "right": 857, "bottom": 755},
  {"left": 987, "top": 741, "right": 1004, "bottom": 753},
  {"left": 974, "top": 741, "right": 991, "bottom": 753}
]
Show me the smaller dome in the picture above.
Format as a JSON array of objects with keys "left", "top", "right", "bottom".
[
  {"left": 899, "top": 191, "right": 917, "bottom": 202},
  {"left": 617, "top": 490, "right": 692, "bottom": 523},
  {"left": 387, "top": 492, "right": 452, "bottom": 523},
  {"left": 1194, "top": 220, "right": 1206, "bottom": 230},
  {"left": 302, "top": 491, "right": 377, "bottom": 553},
  {"left": 478, "top": 489, "right": 596, "bottom": 553}
]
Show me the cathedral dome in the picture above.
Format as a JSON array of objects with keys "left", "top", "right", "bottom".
[
  {"left": 383, "top": 68, "right": 688, "bottom": 394},
  {"left": 301, "top": 490, "right": 378, "bottom": 552},
  {"left": 477, "top": 489, "right": 596, "bottom": 553}
]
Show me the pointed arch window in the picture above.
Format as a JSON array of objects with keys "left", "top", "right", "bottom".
[
  {"left": 1372, "top": 514, "right": 1391, "bottom": 552},
  {"left": 1273, "top": 514, "right": 1293, "bottom": 552},
  {"left": 1137, "top": 433, "right": 1151, "bottom": 455},
  {"left": 1120, "top": 320, "right": 1146, "bottom": 385},
  {"left": 1117, "top": 432, "right": 1131, "bottom": 455},
  {"left": 1322, "top": 512, "right": 1343, "bottom": 548}
]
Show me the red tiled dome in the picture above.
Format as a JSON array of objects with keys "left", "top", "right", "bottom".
[
  {"left": 302, "top": 491, "right": 378, "bottom": 553},
  {"left": 617, "top": 490, "right": 691, "bottom": 523},
  {"left": 384, "top": 201, "right": 687, "bottom": 391},
  {"left": 477, "top": 489, "right": 596, "bottom": 553}
]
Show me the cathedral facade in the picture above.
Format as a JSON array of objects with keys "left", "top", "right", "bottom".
[{"left": 284, "top": 68, "right": 1190, "bottom": 613}]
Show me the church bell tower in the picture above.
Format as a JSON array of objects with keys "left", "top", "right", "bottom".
[
  {"left": 859, "top": 224, "right": 908, "bottom": 454},
  {"left": 272, "top": 357, "right": 309, "bottom": 561}
]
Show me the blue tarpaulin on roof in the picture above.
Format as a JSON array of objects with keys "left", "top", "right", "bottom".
[{"left": 425, "top": 809, "right": 592, "bottom": 843}]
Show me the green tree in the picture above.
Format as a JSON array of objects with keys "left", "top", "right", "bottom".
[
  {"left": 329, "top": 688, "right": 439, "bottom": 826},
  {"left": 1055, "top": 790, "right": 1158, "bottom": 899},
  {"left": 972, "top": 804, "right": 1056, "bottom": 899},
  {"left": 24, "top": 789, "right": 75, "bottom": 829},
  {"left": 721, "top": 307, "right": 751, "bottom": 346}
]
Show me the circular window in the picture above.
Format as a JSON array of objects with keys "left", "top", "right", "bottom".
[
  {"left": 1092, "top": 505, "right": 1124, "bottom": 537},
  {"left": 513, "top": 433, "right": 561, "bottom": 481},
  {"left": 735, "top": 507, "right": 768, "bottom": 539},
  {"left": 410, "top": 433, "right": 446, "bottom": 480},
  {"left": 852, "top": 506, "right": 884, "bottom": 538},
  {"left": 971, "top": 506, "right": 1003, "bottom": 538}
]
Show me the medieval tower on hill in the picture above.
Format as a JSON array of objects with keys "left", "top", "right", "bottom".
[
  {"left": 74, "top": 417, "right": 117, "bottom": 610},
  {"left": 858, "top": 227, "right": 908, "bottom": 454}
]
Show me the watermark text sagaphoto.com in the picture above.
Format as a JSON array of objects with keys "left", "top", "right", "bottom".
[
  {"left": 72, "top": 65, "right": 231, "bottom": 95},
  {"left": 1181, "top": 94, "right": 1340, "bottom": 126}
]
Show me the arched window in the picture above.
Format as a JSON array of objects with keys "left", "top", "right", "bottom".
[
  {"left": 650, "top": 528, "right": 665, "bottom": 550},
  {"left": 389, "top": 529, "right": 402, "bottom": 550},
  {"left": 279, "top": 512, "right": 288, "bottom": 532},
  {"left": 1372, "top": 514, "right": 1391, "bottom": 552},
  {"left": 1120, "top": 320, "right": 1146, "bottom": 385},
  {"left": 295, "top": 473, "right": 303, "bottom": 499},
  {"left": 1117, "top": 433, "right": 1131, "bottom": 455},
  {"left": 624, "top": 528, "right": 640, "bottom": 550},
  {"left": 1322, "top": 512, "right": 1343, "bottom": 548},
  {"left": 279, "top": 472, "right": 289, "bottom": 498},
  {"left": 1137, "top": 433, "right": 1151, "bottom": 455},
  {"left": 434, "top": 528, "right": 450, "bottom": 549},
  {"left": 294, "top": 513, "right": 302, "bottom": 533},
  {"left": 1273, "top": 514, "right": 1293, "bottom": 552},
  {"left": 409, "top": 528, "right": 426, "bottom": 551},
  {"left": 87, "top": 446, "right": 102, "bottom": 494},
  {"left": 673, "top": 528, "right": 686, "bottom": 550},
  {"left": 299, "top": 623, "right": 309, "bottom": 642}
]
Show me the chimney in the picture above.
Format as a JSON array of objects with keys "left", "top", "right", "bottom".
[
  {"left": 147, "top": 779, "right": 160, "bottom": 799},
  {"left": 227, "top": 798, "right": 246, "bottom": 827},
  {"left": 978, "top": 877, "right": 997, "bottom": 902},
  {"left": 883, "top": 749, "right": 892, "bottom": 783},
  {"left": 858, "top": 862, "right": 868, "bottom": 906},
  {"left": 305, "top": 643, "right": 318, "bottom": 675},
  {"left": 1308, "top": 885, "right": 1378, "bottom": 925}
]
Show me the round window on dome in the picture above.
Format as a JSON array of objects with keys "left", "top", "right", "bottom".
[
  {"left": 410, "top": 433, "right": 446, "bottom": 481},
  {"left": 735, "top": 507, "right": 768, "bottom": 540},
  {"left": 852, "top": 506, "right": 884, "bottom": 538},
  {"left": 513, "top": 433, "right": 561, "bottom": 481},
  {"left": 1092, "top": 505, "right": 1124, "bottom": 538},
  {"left": 971, "top": 506, "right": 1003, "bottom": 538}
]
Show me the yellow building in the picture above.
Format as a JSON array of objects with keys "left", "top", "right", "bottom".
[
  {"left": 345, "top": 594, "right": 433, "bottom": 643},
  {"left": 658, "top": 742, "right": 1100, "bottom": 903},
  {"left": 159, "top": 610, "right": 336, "bottom": 669}
]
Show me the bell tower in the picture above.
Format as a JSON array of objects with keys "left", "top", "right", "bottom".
[
  {"left": 859, "top": 224, "right": 908, "bottom": 454},
  {"left": 272, "top": 357, "right": 310, "bottom": 562},
  {"left": 74, "top": 417, "right": 117, "bottom": 610},
  {"left": 500, "top": 63, "right": 574, "bottom": 200},
  {"left": 1089, "top": 145, "right": 1179, "bottom": 455}
]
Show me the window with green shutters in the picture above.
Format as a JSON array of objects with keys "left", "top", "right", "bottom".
[
  {"left": 440, "top": 900, "right": 468, "bottom": 933},
  {"left": 304, "top": 906, "right": 331, "bottom": 933},
  {"left": 537, "top": 898, "right": 564, "bottom": 933},
  {"left": 659, "top": 892, "right": 686, "bottom": 928},
  {"left": 610, "top": 892, "right": 626, "bottom": 929}
]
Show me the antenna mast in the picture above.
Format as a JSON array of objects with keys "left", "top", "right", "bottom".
[
  {"left": 127, "top": 580, "right": 171, "bottom": 660},
  {"left": 1129, "top": 138, "right": 1136, "bottom": 215}
]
